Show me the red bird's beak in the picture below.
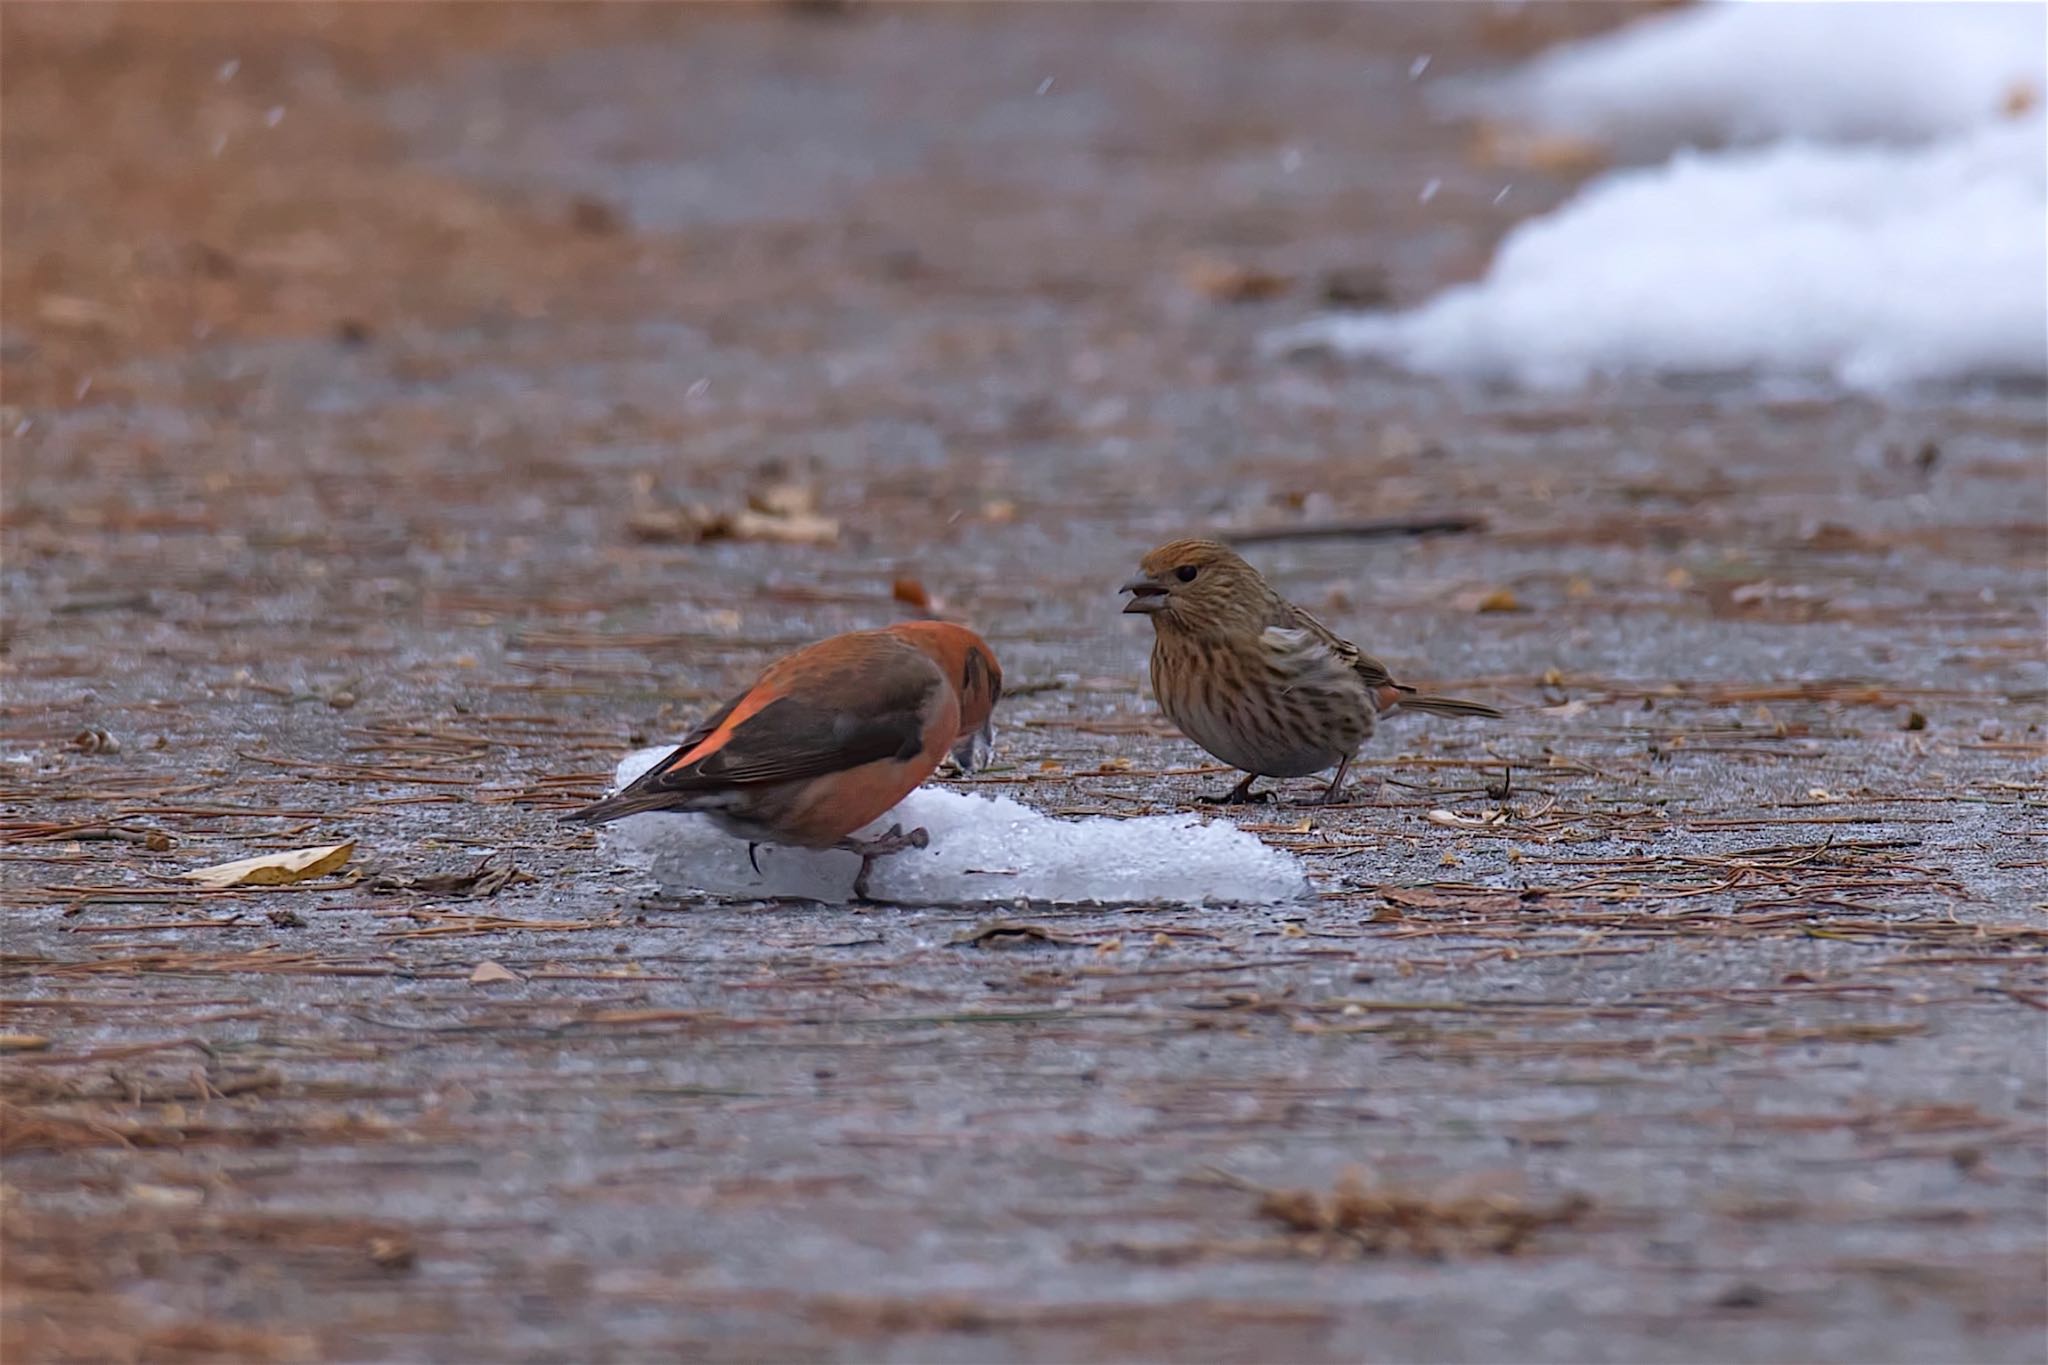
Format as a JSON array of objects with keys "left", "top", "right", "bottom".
[
  {"left": 1121, "top": 576, "right": 1168, "bottom": 614},
  {"left": 949, "top": 718, "right": 995, "bottom": 774}
]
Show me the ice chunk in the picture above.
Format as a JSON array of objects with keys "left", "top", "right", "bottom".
[{"left": 597, "top": 747, "right": 1305, "bottom": 906}]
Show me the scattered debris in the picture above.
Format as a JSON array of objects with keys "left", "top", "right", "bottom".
[
  {"left": 567, "top": 194, "right": 624, "bottom": 235},
  {"left": 1241, "top": 1166, "right": 1592, "bottom": 1258},
  {"left": 1319, "top": 266, "right": 1392, "bottom": 310},
  {"left": 468, "top": 960, "right": 523, "bottom": 985},
  {"left": 366, "top": 855, "right": 532, "bottom": 899},
  {"left": 69, "top": 728, "right": 120, "bottom": 755},
  {"left": 628, "top": 477, "right": 839, "bottom": 545},
  {"left": 950, "top": 922, "right": 1090, "bottom": 949},
  {"left": 1225, "top": 515, "right": 1485, "bottom": 546}
]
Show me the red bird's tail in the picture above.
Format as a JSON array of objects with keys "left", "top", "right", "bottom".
[{"left": 563, "top": 788, "right": 693, "bottom": 826}]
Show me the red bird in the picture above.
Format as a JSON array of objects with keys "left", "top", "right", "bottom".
[{"left": 568, "top": 621, "right": 1003, "bottom": 898}]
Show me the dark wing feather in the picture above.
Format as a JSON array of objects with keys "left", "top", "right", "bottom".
[
  {"left": 665, "top": 692, "right": 927, "bottom": 788},
  {"left": 566, "top": 647, "right": 938, "bottom": 825}
]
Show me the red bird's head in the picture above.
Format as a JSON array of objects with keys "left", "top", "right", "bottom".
[{"left": 886, "top": 620, "right": 1004, "bottom": 772}]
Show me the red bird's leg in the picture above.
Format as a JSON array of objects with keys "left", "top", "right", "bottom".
[
  {"left": 1318, "top": 754, "right": 1353, "bottom": 805},
  {"left": 1199, "top": 774, "right": 1269, "bottom": 805},
  {"left": 839, "top": 823, "right": 931, "bottom": 901}
]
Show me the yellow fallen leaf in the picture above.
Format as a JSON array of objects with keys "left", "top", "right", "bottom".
[
  {"left": 179, "top": 840, "right": 356, "bottom": 890},
  {"left": 0, "top": 1034, "right": 50, "bottom": 1052},
  {"left": 725, "top": 507, "right": 839, "bottom": 545},
  {"left": 1427, "top": 809, "right": 1510, "bottom": 830},
  {"left": 746, "top": 481, "right": 817, "bottom": 519},
  {"left": 469, "top": 960, "right": 522, "bottom": 985},
  {"left": 1473, "top": 587, "right": 1523, "bottom": 613}
]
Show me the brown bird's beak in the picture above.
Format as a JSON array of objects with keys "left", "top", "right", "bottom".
[{"left": 1120, "top": 575, "right": 1168, "bottom": 614}]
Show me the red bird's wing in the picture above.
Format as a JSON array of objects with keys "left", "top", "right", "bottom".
[
  {"left": 567, "top": 642, "right": 943, "bottom": 825},
  {"left": 655, "top": 689, "right": 931, "bottom": 790}
]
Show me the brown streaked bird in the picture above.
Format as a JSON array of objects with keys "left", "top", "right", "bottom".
[
  {"left": 1121, "top": 538, "right": 1500, "bottom": 804},
  {"left": 567, "top": 621, "right": 1002, "bottom": 899}
]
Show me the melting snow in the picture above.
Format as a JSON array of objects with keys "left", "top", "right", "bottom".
[
  {"left": 1451, "top": 2, "right": 2046, "bottom": 150},
  {"left": 597, "top": 747, "right": 1306, "bottom": 906},
  {"left": 1282, "top": 2, "right": 2048, "bottom": 392},
  {"left": 1284, "top": 118, "right": 2047, "bottom": 390}
]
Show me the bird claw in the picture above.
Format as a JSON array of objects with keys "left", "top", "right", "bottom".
[
  {"left": 839, "top": 825, "right": 933, "bottom": 901},
  {"left": 1199, "top": 782, "right": 1270, "bottom": 805},
  {"left": 747, "top": 842, "right": 763, "bottom": 875}
]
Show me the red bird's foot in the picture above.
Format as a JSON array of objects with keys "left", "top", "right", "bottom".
[{"left": 840, "top": 824, "right": 932, "bottom": 901}]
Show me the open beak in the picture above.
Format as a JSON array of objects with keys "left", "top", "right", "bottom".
[
  {"left": 947, "top": 718, "right": 995, "bottom": 775},
  {"left": 1120, "top": 575, "right": 1168, "bottom": 614}
]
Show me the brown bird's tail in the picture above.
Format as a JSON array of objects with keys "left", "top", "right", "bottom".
[
  {"left": 563, "top": 789, "right": 690, "bottom": 826},
  {"left": 1391, "top": 692, "right": 1503, "bottom": 719}
]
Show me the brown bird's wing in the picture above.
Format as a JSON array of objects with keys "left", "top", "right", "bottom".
[
  {"left": 1274, "top": 598, "right": 1499, "bottom": 717},
  {"left": 1272, "top": 599, "right": 1403, "bottom": 691},
  {"left": 566, "top": 644, "right": 943, "bottom": 825}
]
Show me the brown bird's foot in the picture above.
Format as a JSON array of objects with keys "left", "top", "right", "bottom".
[
  {"left": 1317, "top": 756, "right": 1355, "bottom": 806},
  {"left": 1199, "top": 775, "right": 1270, "bottom": 805},
  {"left": 840, "top": 823, "right": 932, "bottom": 901}
]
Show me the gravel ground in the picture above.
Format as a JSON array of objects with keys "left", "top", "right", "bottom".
[{"left": 4, "top": 6, "right": 2044, "bottom": 1362}]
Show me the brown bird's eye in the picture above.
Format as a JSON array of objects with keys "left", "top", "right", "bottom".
[{"left": 1176, "top": 565, "right": 1198, "bottom": 582}]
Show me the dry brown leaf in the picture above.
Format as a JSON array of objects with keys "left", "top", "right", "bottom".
[
  {"left": 179, "top": 840, "right": 356, "bottom": 890},
  {"left": 469, "top": 960, "right": 522, "bottom": 985},
  {"left": 1181, "top": 254, "right": 1293, "bottom": 303},
  {"left": 1468, "top": 121, "right": 1609, "bottom": 176},
  {"left": 1469, "top": 587, "right": 1524, "bottom": 613},
  {"left": 0, "top": 1035, "right": 51, "bottom": 1052}
]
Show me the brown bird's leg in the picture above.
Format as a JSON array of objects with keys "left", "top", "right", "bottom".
[
  {"left": 838, "top": 823, "right": 932, "bottom": 900},
  {"left": 1200, "top": 773, "right": 1271, "bottom": 805},
  {"left": 1318, "top": 755, "right": 1353, "bottom": 805}
]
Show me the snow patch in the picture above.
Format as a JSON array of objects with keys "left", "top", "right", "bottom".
[
  {"left": 597, "top": 746, "right": 1305, "bottom": 906},
  {"left": 1283, "top": 2, "right": 2047, "bottom": 391},
  {"left": 1283, "top": 117, "right": 2047, "bottom": 390},
  {"left": 1455, "top": 2, "right": 2044, "bottom": 149}
]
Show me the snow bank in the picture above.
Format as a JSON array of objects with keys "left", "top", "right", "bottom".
[
  {"left": 1283, "top": 117, "right": 2048, "bottom": 390},
  {"left": 598, "top": 747, "right": 1305, "bottom": 906},
  {"left": 1456, "top": 2, "right": 2044, "bottom": 150},
  {"left": 1283, "top": 2, "right": 2048, "bottom": 391}
]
